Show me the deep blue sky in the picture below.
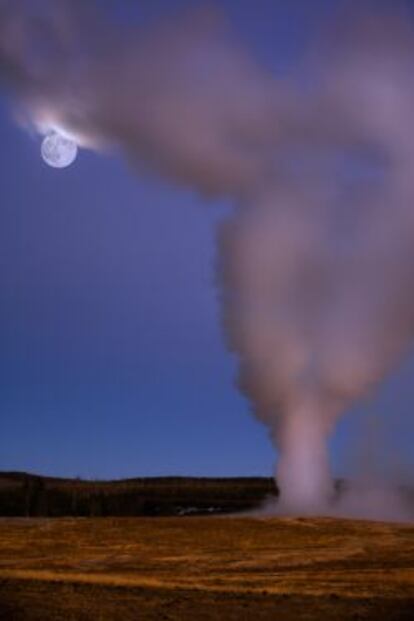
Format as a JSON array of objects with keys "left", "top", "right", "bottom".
[{"left": 0, "top": 0, "right": 413, "bottom": 480}]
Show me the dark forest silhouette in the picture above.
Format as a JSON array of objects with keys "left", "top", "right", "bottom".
[{"left": 0, "top": 472, "right": 278, "bottom": 517}]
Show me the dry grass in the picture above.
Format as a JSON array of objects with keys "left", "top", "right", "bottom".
[{"left": 0, "top": 516, "right": 413, "bottom": 620}]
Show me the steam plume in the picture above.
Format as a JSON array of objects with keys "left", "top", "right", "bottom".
[{"left": 1, "top": 0, "right": 414, "bottom": 517}]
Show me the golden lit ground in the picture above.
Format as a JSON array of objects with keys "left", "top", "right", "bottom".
[{"left": 0, "top": 516, "right": 413, "bottom": 620}]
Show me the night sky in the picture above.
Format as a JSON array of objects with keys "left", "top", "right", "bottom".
[{"left": 0, "top": 0, "right": 413, "bottom": 480}]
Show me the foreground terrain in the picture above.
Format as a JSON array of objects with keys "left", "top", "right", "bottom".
[{"left": 0, "top": 516, "right": 413, "bottom": 620}]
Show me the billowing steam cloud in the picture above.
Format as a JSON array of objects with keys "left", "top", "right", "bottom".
[{"left": 1, "top": 0, "right": 413, "bottom": 516}]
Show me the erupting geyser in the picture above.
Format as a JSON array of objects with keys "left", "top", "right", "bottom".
[
  {"left": 1, "top": 0, "right": 413, "bottom": 517},
  {"left": 276, "top": 403, "right": 333, "bottom": 511}
]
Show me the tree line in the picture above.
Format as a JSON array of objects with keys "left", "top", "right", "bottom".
[{"left": 0, "top": 472, "right": 278, "bottom": 517}]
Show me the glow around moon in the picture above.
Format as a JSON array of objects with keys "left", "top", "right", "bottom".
[{"left": 41, "top": 131, "right": 78, "bottom": 168}]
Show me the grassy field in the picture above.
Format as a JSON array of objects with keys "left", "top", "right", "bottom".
[{"left": 0, "top": 516, "right": 413, "bottom": 620}]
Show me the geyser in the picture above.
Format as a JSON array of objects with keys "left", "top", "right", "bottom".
[
  {"left": 1, "top": 0, "right": 413, "bottom": 517},
  {"left": 276, "top": 403, "right": 333, "bottom": 511}
]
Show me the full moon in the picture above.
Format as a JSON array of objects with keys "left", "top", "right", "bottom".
[{"left": 41, "top": 131, "right": 78, "bottom": 168}]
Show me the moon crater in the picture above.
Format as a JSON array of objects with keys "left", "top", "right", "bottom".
[{"left": 41, "top": 132, "right": 78, "bottom": 168}]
